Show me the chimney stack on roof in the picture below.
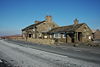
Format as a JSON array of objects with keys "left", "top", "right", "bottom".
[
  {"left": 74, "top": 18, "right": 79, "bottom": 25},
  {"left": 35, "top": 21, "right": 40, "bottom": 24},
  {"left": 45, "top": 16, "right": 52, "bottom": 22}
]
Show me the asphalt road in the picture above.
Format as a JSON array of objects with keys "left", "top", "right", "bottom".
[
  {"left": 0, "top": 39, "right": 100, "bottom": 67},
  {"left": 0, "top": 59, "right": 13, "bottom": 67},
  {"left": 5, "top": 39, "right": 100, "bottom": 64}
]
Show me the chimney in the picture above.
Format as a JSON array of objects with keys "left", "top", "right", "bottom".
[
  {"left": 74, "top": 18, "right": 79, "bottom": 25},
  {"left": 34, "top": 21, "right": 40, "bottom": 24},
  {"left": 45, "top": 16, "right": 52, "bottom": 22}
]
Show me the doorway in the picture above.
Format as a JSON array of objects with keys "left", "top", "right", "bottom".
[
  {"left": 78, "top": 32, "right": 82, "bottom": 42},
  {"left": 29, "top": 34, "right": 32, "bottom": 38}
]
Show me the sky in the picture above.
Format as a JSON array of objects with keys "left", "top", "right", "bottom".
[{"left": 0, "top": 0, "right": 100, "bottom": 36}]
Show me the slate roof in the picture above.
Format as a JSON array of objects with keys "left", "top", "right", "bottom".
[
  {"left": 22, "top": 21, "right": 45, "bottom": 31},
  {"left": 49, "top": 23, "right": 85, "bottom": 33}
]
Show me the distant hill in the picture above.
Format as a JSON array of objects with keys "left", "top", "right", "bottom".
[{"left": 0, "top": 34, "right": 22, "bottom": 39}]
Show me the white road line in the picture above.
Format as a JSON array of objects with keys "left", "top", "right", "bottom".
[
  {"left": 75, "top": 50, "right": 81, "bottom": 52},
  {"left": 0, "top": 60, "right": 2, "bottom": 62}
]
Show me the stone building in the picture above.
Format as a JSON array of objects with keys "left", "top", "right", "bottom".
[
  {"left": 22, "top": 16, "right": 59, "bottom": 40},
  {"left": 48, "top": 19, "right": 93, "bottom": 43},
  {"left": 94, "top": 29, "right": 100, "bottom": 40},
  {"left": 22, "top": 16, "right": 93, "bottom": 43}
]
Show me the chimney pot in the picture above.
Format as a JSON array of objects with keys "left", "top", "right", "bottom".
[
  {"left": 45, "top": 16, "right": 52, "bottom": 22},
  {"left": 74, "top": 18, "right": 79, "bottom": 25}
]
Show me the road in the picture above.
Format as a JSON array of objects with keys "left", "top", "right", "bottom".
[{"left": 0, "top": 39, "right": 100, "bottom": 67}]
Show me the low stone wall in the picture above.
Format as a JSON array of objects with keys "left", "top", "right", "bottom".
[
  {"left": 17, "top": 38, "right": 55, "bottom": 45},
  {"left": 28, "top": 38, "right": 55, "bottom": 45}
]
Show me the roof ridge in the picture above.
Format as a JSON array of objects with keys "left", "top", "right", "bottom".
[
  {"left": 49, "top": 23, "right": 86, "bottom": 33},
  {"left": 22, "top": 21, "right": 45, "bottom": 31}
]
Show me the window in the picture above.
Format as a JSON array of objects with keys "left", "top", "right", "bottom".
[
  {"left": 63, "top": 34, "right": 66, "bottom": 38},
  {"left": 54, "top": 33, "right": 61, "bottom": 38},
  {"left": 33, "top": 29, "right": 35, "bottom": 31},
  {"left": 44, "top": 36, "right": 47, "bottom": 38}
]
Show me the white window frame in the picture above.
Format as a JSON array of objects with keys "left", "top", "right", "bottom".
[
  {"left": 62, "top": 34, "right": 66, "bottom": 38},
  {"left": 54, "top": 33, "right": 61, "bottom": 38},
  {"left": 32, "top": 29, "right": 35, "bottom": 31}
]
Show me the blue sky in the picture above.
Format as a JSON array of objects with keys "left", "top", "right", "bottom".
[{"left": 0, "top": 0, "right": 100, "bottom": 35}]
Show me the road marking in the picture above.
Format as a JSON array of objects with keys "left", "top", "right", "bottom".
[
  {"left": 0, "top": 60, "right": 2, "bottom": 62},
  {"left": 75, "top": 50, "right": 81, "bottom": 52}
]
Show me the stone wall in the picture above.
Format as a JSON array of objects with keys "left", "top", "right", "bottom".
[
  {"left": 37, "top": 21, "right": 58, "bottom": 33},
  {"left": 19, "top": 38, "right": 55, "bottom": 45},
  {"left": 94, "top": 30, "right": 100, "bottom": 39}
]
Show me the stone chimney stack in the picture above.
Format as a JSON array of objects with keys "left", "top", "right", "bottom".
[
  {"left": 35, "top": 21, "right": 40, "bottom": 24},
  {"left": 45, "top": 16, "right": 52, "bottom": 22},
  {"left": 74, "top": 18, "right": 79, "bottom": 25}
]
